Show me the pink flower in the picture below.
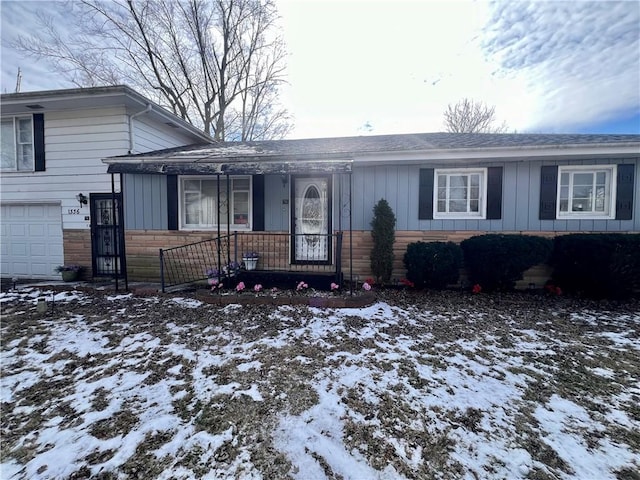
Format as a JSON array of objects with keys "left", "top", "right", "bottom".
[
  {"left": 254, "top": 284, "right": 263, "bottom": 292},
  {"left": 472, "top": 284, "right": 482, "bottom": 294},
  {"left": 236, "top": 281, "right": 245, "bottom": 292},
  {"left": 330, "top": 282, "right": 339, "bottom": 291},
  {"left": 362, "top": 282, "right": 371, "bottom": 291},
  {"left": 296, "top": 281, "right": 308, "bottom": 291},
  {"left": 208, "top": 278, "right": 219, "bottom": 286},
  {"left": 271, "top": 287, "right": 279, "bottom": 293}
]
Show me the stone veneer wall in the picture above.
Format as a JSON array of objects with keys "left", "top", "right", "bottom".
[
  {"left": 344, "top": 230, "right": 556, "bottom": 288},
  {"left": 63, "top": 230, "right": 92, "bottom": 279},
  {"left": 119, "top": 229, "right": 559, "bottom": 286}
]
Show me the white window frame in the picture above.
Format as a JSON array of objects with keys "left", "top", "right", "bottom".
[
  {"left": 179, "top": 175, "right": 252, "bottom": 230},
  {"left": 1, "top": 116, "right": 34, "bottom": 172},
  {"left": 433, "top": 168, "right": 487, "bottom": 219},
  {"left": 556, "top": 165, "right": 616, "bottom": 220}
]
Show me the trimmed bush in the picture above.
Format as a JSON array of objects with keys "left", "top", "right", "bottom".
[
  {"left": 370, "top": 199, "right": 396, "bottom": 284},
  {"left": 461, "top": 234, "right": 552, "bottom": 292},
  {"left": 550, "top": 234, "right": 640, "bottom": 299},
  {"left": 403, "top": 241, "right": 463, "bottom": 289}
]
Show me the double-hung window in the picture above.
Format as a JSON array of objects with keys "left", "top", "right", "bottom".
[
  {"left": 434, "top": 168, "right": 487, "bottom": 219},
  {"left": 557, "top": 165, "right": 616, "bottom": 219},
  {"left": 1, "top": 116, "right": 34, "bottom": 171},
  {"left": 180, "top": 176, "right": 251, "bottom": 229}
]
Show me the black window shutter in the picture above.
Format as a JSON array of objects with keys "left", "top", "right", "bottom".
[
  {"left": 252, "top": 175, "right": 265, "bottom": 231},
  {"left": 539, "top": 165, "right": 558, "bottom": 220},
  {"left": 615, "top": 164, "right": 634, "bottom": 220},
  {"left": 418, "top": 168, "right": 434, "bottom": 220},
  {"left": 167, "top": 175, "right": 179, "bottom": 230},
  {"left": 33, "top": 113, "right": 45, "bottom": 172},
  {"left": 486, "top": 167, "right": 503, "bottom": 219}
]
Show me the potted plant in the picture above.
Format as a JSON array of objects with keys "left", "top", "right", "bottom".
[
  {"left": 55, "top": 265, "right": 83, "bottom": 282},
  {"left": 241, "top": 252, "right": 259, "bottom": 271}
]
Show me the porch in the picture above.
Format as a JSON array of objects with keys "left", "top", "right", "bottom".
[
  {"left": 159, "top": 231, "right": 345, "bottom": 293},
  {"left": 106, "top": 154, "right": 355, "bottom": 293}
]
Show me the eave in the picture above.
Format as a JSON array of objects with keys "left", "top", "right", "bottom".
[{"left": 107, "top": 159, "right": 353, "bottom": 175}]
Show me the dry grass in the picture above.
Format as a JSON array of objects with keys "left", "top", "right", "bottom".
[{"left": 1, "top": 287, "right": 639, "bottom": 479}]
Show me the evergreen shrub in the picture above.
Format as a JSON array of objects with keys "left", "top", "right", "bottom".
[
  {"left": 403, "top": 241, "right": 463, "bottom": 289},
  {"left": 370, "top": 199, "right": 396, "bottom": 284},
  {"left": 551, "top": 233, "right": 640, "bottom": 299},
  {"left": 461, "top": 234, "right": 552, "bottom": 292}
]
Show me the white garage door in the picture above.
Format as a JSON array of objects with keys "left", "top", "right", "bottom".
[{"left": 1, "top": 203, "right": 64, "bottom": 279}]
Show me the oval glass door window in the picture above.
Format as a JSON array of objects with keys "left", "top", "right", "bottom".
[{"left": 301, "top": 185, "right": 322, "bottom": 235}]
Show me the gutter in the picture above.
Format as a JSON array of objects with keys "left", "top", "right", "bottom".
[{"left": 128, "top": 104, "right": 153, "bottom": 154}]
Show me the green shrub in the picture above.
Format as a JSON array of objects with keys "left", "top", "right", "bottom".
[
  {"left": 403, "top": 241, "right": 463, "bottom": 289},
  {"left": 550, "top": 234, "right": 640, "bottom": 299},
  {"left": 461, "top": 234, "right": 552, "bottom": 292},
  {"left": 370, "top": 199, "right": 396, "bottom": 284}
]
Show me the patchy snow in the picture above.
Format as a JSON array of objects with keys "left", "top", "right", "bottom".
[
  {"left": 171, "top": 297, "right": 204, "bottom": 308},
  {"left": 1, "top": 288, "right": 638, "bottom": 479}
]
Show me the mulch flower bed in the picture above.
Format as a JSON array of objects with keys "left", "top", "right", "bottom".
[{"left": 196, "top": 289, "right": 376, "bottom": 308}]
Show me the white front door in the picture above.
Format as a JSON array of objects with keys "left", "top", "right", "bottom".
[{"left": 293, "top": 176, "right": 331, "bottom": 262}]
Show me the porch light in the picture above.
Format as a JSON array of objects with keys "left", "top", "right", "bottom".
[{"left": 76, "top": 193, "right": 88, "bottom": 206}]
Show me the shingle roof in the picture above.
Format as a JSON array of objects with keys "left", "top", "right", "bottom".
[{"left": 113, "top": 132, "right": 640, "bottom": 160}]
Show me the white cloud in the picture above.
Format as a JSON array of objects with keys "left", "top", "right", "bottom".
[
  {"left": 480, "top": 0, "right": 640, "bottom": 132},
  {"left": 1, "top": 0, "right": 638, "bottom": 136}
]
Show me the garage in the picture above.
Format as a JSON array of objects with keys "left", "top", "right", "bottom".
[{"left": 1, "top": 203, "right": 64, "bottom": 279}]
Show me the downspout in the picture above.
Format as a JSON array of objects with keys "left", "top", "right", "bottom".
[{"left": 128, "top": 104, "right": 153, "bottom": 154}]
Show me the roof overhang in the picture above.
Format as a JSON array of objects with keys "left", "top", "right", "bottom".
[
  {"left": 107, "top": 159, "right": 353, "bottom": 175},
  {"left": 1, "top": 85, "right": 211, "bottom": 143},
  {"left": 353, "top": 143, "right": 640, "bottom": 165}
]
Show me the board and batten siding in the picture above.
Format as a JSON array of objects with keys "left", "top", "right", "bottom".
[
  {"left": 123, "top": 158, "right": 638, "bottom": 234},
  {"left": 124, "top": 173, "right": 344, "bottom": 233},
  {"left": 122, "top": 174, "right": 168, "bottom": 230},
  {"left": 124, "top": 173, "right": 302, "bottom": 231},
  {"left": 349, "top": 157, "right": 639, "bottom": 232}
]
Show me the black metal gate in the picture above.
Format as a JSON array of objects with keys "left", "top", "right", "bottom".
[{"left": 90, "top": 193, "right": 125, "bottom": 278}]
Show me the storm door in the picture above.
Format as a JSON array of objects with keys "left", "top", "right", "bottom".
[
  {"left": 90, "top": 193, "right": 125, "bottom": 277},
  {"left": 292, "top": 176, "right": 331, "bottom": 263}
]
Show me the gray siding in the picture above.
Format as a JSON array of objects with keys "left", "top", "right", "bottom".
[
  {"left": 123, "top": 174, "right": 167, "bottom": 230},
  {"left": 264, "top": 174, "right": 289, "bottom": 231},
  {"left": 349, "top": 157, "right": 640, "bottom": 232},
  {"left": 122, "top": 157, "right": 639, "bottom": 233}
]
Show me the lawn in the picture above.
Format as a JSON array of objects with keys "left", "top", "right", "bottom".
[{"left": 1, "top": 286, "right": 639, "bottom": 479}]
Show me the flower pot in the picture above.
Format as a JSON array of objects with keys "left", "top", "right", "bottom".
[
  {"left": 61, "top": 271, "right": 79, "bottom": 282},
  {"left": 242, "top": 257, "right": 258, "bottom": 271}
]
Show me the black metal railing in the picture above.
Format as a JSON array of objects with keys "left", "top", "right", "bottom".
[
  {"left": 160, "top": 234, "right": 232, "bottom": 292},
  {"left": 160, "top": 232, "right": 343, "bottom": 292}
]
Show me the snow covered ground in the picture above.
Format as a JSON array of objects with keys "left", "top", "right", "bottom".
[{"left": 1, "top": 287, "right": 639, "bottom": 479}]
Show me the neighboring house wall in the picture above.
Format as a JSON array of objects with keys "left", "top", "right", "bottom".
[
  {"left": 1, "top": 98, "right": 208, "bottom": 279},
  {"left": 1, "top": 107, "right": 129, "bottom": 230},
  {"left": 133, "top": 115, "right": 201, "bottom": 153}
]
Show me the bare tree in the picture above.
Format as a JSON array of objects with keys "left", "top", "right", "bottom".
[
  {"left": 443, "top": 98, "right": 508, "bottom": 134},
  {"left": 13, "top": 0, "right": 292, "bottom": 141}
]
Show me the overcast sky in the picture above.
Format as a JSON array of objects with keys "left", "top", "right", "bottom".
[{"left": 1, "top": 0, "right": 639, "bottom": 138}]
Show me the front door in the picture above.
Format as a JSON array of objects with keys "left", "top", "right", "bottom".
[
  {"left": 90, "top": 193, "right": 124, "bottom": 277},
  {"left": 292, "top": 176, "right": 331, "bottom": 263}
]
